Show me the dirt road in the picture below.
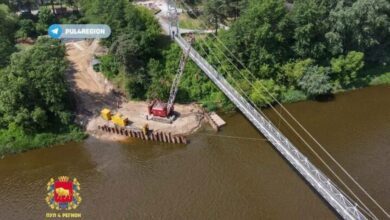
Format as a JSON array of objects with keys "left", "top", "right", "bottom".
[{"left": 65, "top": 40, "right": 205, "bottom": 141}]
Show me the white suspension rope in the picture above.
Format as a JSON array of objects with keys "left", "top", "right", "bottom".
[
  {"left": 177, "top": 1, "right": 388, "bottom": 218},
  {"left": 194, "top": 33, "right": 378, "bottom": 220}
]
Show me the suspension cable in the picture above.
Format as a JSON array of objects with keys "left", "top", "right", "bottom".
[
  {"left": 193, "top": 31, "right": 378, "bottom": 220},
  {"left": 177, "top": 1, "right": 388, "bottom": 218},
  {"left": 199, "top": 24, "right": 390, "bottom": 219}
]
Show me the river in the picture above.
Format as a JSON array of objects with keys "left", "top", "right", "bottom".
[{"left": 0, "top": 85, "right": 389, "bottom": 220}]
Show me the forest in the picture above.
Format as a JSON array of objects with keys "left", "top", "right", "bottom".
[
  {"left": 207, "top": 0, "right": 390, "bottom": 106},
  {"left": 0, "top": 3, "right": 85, "bottom": 155},
  {"left": 85, "top": 0, "right": 390, "bottom": 109}
]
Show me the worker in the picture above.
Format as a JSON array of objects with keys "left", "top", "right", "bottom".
[
  {"left": 172, "top": 30, "right": 175, "bottom": 40},
  {"left": 143, "top": 124, "right": 149, "bottom": 136}
]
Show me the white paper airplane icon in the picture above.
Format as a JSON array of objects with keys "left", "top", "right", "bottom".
[{"left": 51, "top": 28, "right": 59, "bottom": 35}]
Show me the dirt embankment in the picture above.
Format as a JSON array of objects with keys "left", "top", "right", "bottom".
[{"left": 65, "top": 40, "right": 205, "bottom": 141}]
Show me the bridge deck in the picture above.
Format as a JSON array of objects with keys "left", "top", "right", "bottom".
[{"left": 174, "top": 36, "right": 367, "bottom": 220}]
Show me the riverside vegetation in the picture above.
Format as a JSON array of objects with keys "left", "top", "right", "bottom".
[
  {"left": 88, "top": 0, "right": 390, "bottom": 110},
  {"left": 1, "top": 0, "right": 390, "bottom": 155},
  {"left": 0, "top": 3, "right": 86, "bottom": 156}
]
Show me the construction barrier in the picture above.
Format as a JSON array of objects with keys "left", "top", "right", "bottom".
[{"left": 97, "top": 125, "right": 188, "bottom": 144}]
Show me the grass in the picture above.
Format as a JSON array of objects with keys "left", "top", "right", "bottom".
[
  {"left": 367, "top": 66, "right": 390, "bottom": 86},
  {"left": 335, "top": 65, "right": 390, "bottom": 91},
  {"left": 179, "top": 14, "right": 203, "bottom": 29},
  {"left": 0, "top": 126, "right": 87, "bottom": 157}
]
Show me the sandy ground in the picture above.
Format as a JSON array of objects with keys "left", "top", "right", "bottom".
[{"left": 65, "top": 40, "right": 205, "bottom": 141}]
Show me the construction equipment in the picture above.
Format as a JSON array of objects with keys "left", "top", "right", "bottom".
[
  {"left": 148, "top": 35, "right": 195, "bottom": 123},
  {"left": 111, "top": 114, "right": 129, "bottom": 127},
  {"left": 101, "top": 108, "right": 112, "bottom": 121},
  {"left": 101, "top": 108, "right": 129, "bottom": 127}
]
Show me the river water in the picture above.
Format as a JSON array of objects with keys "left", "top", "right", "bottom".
[{"left": 0, "top": 85, "right": 389, "bottom": 220}]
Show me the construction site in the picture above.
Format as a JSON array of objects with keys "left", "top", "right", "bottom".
[{"left": 65, "top": 39, "right": 224, "bottom": 142}]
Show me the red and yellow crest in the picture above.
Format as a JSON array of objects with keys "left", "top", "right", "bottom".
[{"left": 45, "top": 176, "right": 82, "bottom": 210}]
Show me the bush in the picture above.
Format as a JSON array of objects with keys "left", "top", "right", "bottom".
[
  {"left": 298, "top": 65, "right": 332, "bottom": 97},
  {"left": 15, "top": 19, "right": 35, "bottom": 39},
  {"left": 100, "top": 55, "right": 120, "bottom": 79},
  {"left": 0, "top": 126, "right": 86, "bottom": 156},
  {"left": 281, "top": 59, "right": 314, "bottom": 85},
  {"left": 281, "top": 88, "right": 307, "bottom": 103},
  {"left": 36, "top": 7, "right": 56, "bottom": 34},
  {"left": 331, "top": 51, "right": 365, "bottom": 88}
]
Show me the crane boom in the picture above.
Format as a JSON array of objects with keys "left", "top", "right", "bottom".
[{"left": 166, "top": 36, "right": 194, "bottom": 114}]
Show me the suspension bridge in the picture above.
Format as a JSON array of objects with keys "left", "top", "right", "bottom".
[{"left": 161, "top": 1, "right": 376, "bottom": 219}]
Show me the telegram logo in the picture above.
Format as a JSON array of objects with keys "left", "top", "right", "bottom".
[
  {"left": 48, "top": 24, "right": 111, "bottom": 39},
  {"left": 48, "top": 24, "right": 63, "bottom": 39}
]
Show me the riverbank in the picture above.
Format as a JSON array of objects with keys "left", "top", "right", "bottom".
[{"left": 0, "top": 126, "right": 86, "bottom": 157}]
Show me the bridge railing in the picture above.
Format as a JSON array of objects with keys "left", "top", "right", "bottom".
[{"left": 175, "top": 36, "right": 367, "bottom": 220}]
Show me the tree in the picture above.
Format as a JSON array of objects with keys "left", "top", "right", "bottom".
[
  {"left": 250, "top": 79, "right": 280, "bottom": 107},
  {"left": 0, "top": 37, "right": 72, "bottom": 132},
  {"left": 327, "top": 0, "right": 390, "bottom": 60},
  {"left": 0, "top": 4, "right": 17, "bottom": 40},
  {"left": 331, "top": 51, "right": 364, "bottom": 88},
  {"left": 100, "top": 54, "right": 119, "bottom": 79},
  {"left": 203, "top": 0, "right": 248, "bottom": 28},
  {"left": 203, "top": 0, "right": 229, "bottom": 34},
  {"left": 298, "top": 65, "right": 332, "bottom": 97},
  {"left": 0, "top": 4, "right": 16, "bottom": 67},
  {"left": 290, "top": 0, "right": 335, "bottom": 60},
  {"left": 0, "top": 36, "right": 15, "bottom": 67},
  {"left": 281, "top": 58, "right": 314, "bottom": 85},
  {"left": 146, "top": 58, "right": 170, "bottom": 100},
  {"left": 36, "top": 7, "right": 56, "bottom": 35},
  {"left": 110, "top": 32, "right": 149, "bottom": 72},
  {"left": 15, "top": 19, "right": 36, "bottom": 38},
  {"left": 224, "top": 0, "right": 292, "bottom": 78}
]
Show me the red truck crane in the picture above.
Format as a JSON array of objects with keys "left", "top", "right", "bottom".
[{"left": 147, "top": 35, "right": 195, "bottom": 123}]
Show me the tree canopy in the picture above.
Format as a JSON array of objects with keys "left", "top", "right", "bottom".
[
  {"left": 0, "top": 4, "right": 17, "bottom": 67},
  {"left": 0, "top": 37, "right": 72, "bottom": 132},
  {"left": 211, "top": 0, "right": 390, "bottom": 102}
]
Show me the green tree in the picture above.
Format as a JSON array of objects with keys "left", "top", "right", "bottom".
[
  {"left": 224, "top": 0, "right": 292, "bottom": 78},
  {"left": 36, "top": 7, "right": 56, "bottom": 35},
  {"left": 327, "top": 0, "right": 390, "bottom": 60},
  {"left": 290, "top": 0, "right": 335, "bottom": 60},
  {"left": 0, "top": 4, "right": 17, "bottom": 67},
  {"left": 281, "top": 58, "right": 314, "bottom": 85},
  {"left": 203, "top": 0, "right": 229, "bottom": 34},
  {"left": 146, "top": 58, "right": 170, "bottom": 100},
  {"left": 100, "top": 54, "right": 120, "bottom": 79},
  {"left": 250, "top": 79, "right": 280, "bottom": 107},
  {"left": 0, "top": 4, "right": 17, "bottom": 40},
  {"left": 298, "top": 65, "right": 332, "bottom": 97},
  {"left": 0, "top": 36, "right": 15, "bottom": 67},
  {"left": 80, "top": 0, "right": 161, "bottom": 99},
  {"left": 15, "top": 18, "right": 36, "bottom": 38},
  {"left": 331, "top": 51, "right": 365, "bottom": 88},
  {"left": 0, "top": 37, "right": 72, "bottom": 132}
]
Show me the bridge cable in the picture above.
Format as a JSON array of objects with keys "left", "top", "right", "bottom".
[
  {"left": 177, "top": 1, "right": 388, "bottom": 218},
  {"left": 193, "top": 31, "right": 378, "bottom": 220},
  {"left": 193, "top": 30, "right": 377, "bottom": 219},
  {"left": 198, "top": 27, "right": 390, "bottom": 219},
  {"left": 198, "top": 133, "right": 269, "bottom": 142}
]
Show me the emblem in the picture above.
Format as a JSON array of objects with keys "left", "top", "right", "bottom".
[{"left": 45, "top": 176, "right": 82, "bottom": 210}]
